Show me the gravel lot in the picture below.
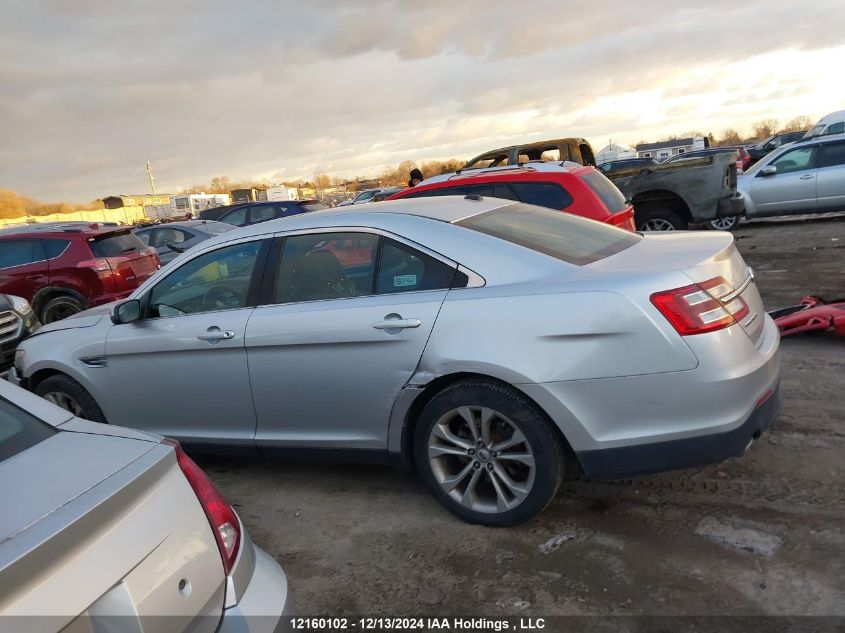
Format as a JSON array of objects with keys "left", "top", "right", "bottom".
[{"left": 202, "top": 215, "right": 845, "bottom": 618}]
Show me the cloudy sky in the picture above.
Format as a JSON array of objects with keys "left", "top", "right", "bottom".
[{"left": 3, "top": 0, "right": 845, "bottom": 201}]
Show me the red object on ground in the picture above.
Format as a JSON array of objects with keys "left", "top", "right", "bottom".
[{"left": 770, "top": 296, "right": 845, "bottom": 337}]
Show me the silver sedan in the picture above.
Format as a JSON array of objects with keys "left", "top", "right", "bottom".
[
  {"left": 0, "top": 379, "right": 291, "bottom": 630},
  {"left": 10, "top": 196, "right": 780, "bottom": 526}
]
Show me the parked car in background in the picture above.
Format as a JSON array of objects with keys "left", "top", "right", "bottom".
[
  {"left": 0, "top": 223, "right": 159, "bottom": 324},
  {"left": 371, "top": 187, "right": 405, "bottom": 202},
  {"left": 338, "top": 189, "right": 394, "bottom": 206},
  {"left": 134, "top": 220, "right": 236, "bottom": 266},
  {"left": 598, "top": 158, "right": 658, "bottom": 173},
  {"left": 747, "top": 131, "right": 807, "bottom": 165},
  {"left": 663, "top": 146, "right": 752, "bottom": 174},
  {"left": 11, "top": 197, "right": 780, "bottom": 526},
  {"left": 0, "top": 379, "right": 291, "bottom": 630},
  {"left": 0, "top": 294, "right": 39, "bottom": 371},
  {"left": 213, "top": 200, "right": 326, "bottom": 227},
  {"left": 738, "top": 133, "right": 845, "bottom": 220},
  {"left": 803, "top": 110, "right": 845, "bottom": 140},
  {"left": 463, "top": 137, "right": 745, "bottom": 232},
  {"left": 387, "top": 163, "right": 636, "bottom": 230}
]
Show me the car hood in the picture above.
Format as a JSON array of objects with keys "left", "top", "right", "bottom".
[{"left": 33, "top": 303, "right": 116, "bottom": 335}]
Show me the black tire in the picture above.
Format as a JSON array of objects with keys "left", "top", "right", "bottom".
[
  {"left": 34, "top": 374, "right": 107, "bottom": 423},
  {"left": 635, "top": 203, "right": 688, "bottom": 231},
  {"left": 708, "top": 215, "right": 741, "bottom": 231},
  {"left": 40, "top": 294, "right": 85, "bottom": 324},
  {"left": 413, "top": 379, "right": 563, "bottom": 526}
]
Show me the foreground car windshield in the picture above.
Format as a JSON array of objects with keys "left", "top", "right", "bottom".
[
  {"left": 0, "top": 398, "right": 55, "bottom": 463},
  {"left": 457, "top": 203, "right": 641, "bottom": 265}
]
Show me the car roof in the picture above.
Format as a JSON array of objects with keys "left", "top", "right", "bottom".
[
  {"left": 219, "top": 195, "right": 512, "bottom": 238},
  {"left": 0, "top": 222, "right": 129, "bottom": 237},
  {"left": 141, "top": 220, "right": 225, "bottom": 229}
]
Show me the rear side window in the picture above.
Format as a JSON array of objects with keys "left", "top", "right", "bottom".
[
  {"left": 817, "top": 142, "right": 845, "bottom": 168},
  {"left": 580, "top": 171, "right": 629, "bottom": 213},
  {"left": 89, "top": 232, "right": 145, "bottom": 257},
  {"left": 0, "top": 398, "right": 55, "bottom": 463},
  {"left": 509, "top": 182, "right": 573, "bottom": 210},
  {"left": 377, "top": 239, "right": 455, "bottom": 294},
  {"left": 43, "top": 239, "right": 70, "bottom": 259},
  {"left": 457, "top": 203, "right": 641, "bottom": 266},
  {"left": 0, "top": 240, "right": 46, "bottom": 269}
]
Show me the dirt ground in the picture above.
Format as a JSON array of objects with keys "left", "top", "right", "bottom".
[{"left": 202, "top": 215, "right": 845, "bottom": 619}]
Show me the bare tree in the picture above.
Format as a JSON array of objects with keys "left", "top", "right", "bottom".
[
  {"left": 752, "top": 119, "right": 779, "bottom": 140},
  {"left": 717, "top": 129, "right": 742, "bottom": 146},
  {"left": 782, "top": 115, "right": 812, "bottom": 133}
]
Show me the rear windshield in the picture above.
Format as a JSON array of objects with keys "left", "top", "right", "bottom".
[
  {"left": 301, "top": 202, "right": 327, "bottom": 213},
  {"left": 89, "top": 231, "right": 146, "bottom": 257},
  {"left": 580, "top": 171, "right": 629, "bottom": 213},
  {"left": 0, "top": 398, "right": 55, "bottom": 463},
  {"left": 457, "top": 203, "right": 641, "bottom": 266}
]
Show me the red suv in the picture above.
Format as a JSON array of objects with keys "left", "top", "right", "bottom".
[
  {"left": 0, "top": 222, "right": 160, "bottom": 323},
  {"left": 387, "top": 164, "right": 636, "bottom": 231}
]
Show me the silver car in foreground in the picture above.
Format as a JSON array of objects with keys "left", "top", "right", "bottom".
[
  {"left": 0, "top": 380, "right": 291, "bottom": 631},
  {"left": 10, "top": 196, "right": 781, "bottom": 526}
]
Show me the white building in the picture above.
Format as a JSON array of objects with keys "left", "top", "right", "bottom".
[
  {"left": 266, "top": 186, "right": 299, "bottom": 202},
  {"left": 595, "top": 142, "right": 637, "bottom": 164},
  {"left": 636, "top": 137, "right": 708, "bottom": 161},
  {"left": 172, "top": 193, "right": 231, "bottom": 215}
]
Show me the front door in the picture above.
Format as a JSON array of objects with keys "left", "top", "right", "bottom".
[
  {"left": 748, "top": 146, "right": 818, "bottom": 216},
  {"left": 104, "top": 238, "right": 267, "bottom": 444},
  {"left": 245, "top": 231, "right": 458, "bottom": 451}
]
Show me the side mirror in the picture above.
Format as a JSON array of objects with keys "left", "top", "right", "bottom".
[
  {"left": 167, "top": 242, "right": 186, "bottom": 254},
  {"left": 759, "top": 166, "right": 777, "bottom": 177},
  {"left": 111, "top": 299, "right": 141, "bottom": 325}
]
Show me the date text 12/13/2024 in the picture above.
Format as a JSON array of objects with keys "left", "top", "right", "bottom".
[{"left": 290, "top": 617, "right": 547, "bottom": 631}]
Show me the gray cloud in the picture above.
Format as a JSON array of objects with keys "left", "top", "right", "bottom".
[{"left": 1, "top": 0, "right": 843, "bottom": 200}]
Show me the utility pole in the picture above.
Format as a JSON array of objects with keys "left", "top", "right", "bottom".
[{"left": 146, "top": 161, "right": 157, "bottom": 195}]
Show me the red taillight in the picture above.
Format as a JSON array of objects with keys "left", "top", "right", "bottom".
[
  {"left": 162, "top": 439, "right": 241, "bottom": 574},
  {"left": 607, "top": 208, "right": 636, "bottom": 232},
  {"left": 650, "top": 276, "right": 749, "bottom": 336}
]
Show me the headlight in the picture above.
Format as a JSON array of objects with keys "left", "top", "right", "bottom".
[{"left": 10, "top": 296, "right": 32, "bottom": 316}]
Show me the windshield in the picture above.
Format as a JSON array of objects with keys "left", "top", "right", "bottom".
[
  {"left": 457, "top": 203, "right": 641, "bottom": 266},
  {"left": 301, "top": 202, "right": 328, "bottom": 212},
  {"left": 201, "top": 222, "right": 236, "bottom": 235},
  {"left": 354, "top": 191, "right": 376, "bottom": 202},
  {"left": 804, "top": 124, "right": 825, "bottom": 139}
]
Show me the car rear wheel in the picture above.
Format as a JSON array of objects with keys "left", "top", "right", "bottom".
[
  {"left": 35, "top": 374, "right": 107, "bottom": 423},
  {"left": 635, "top": 203, "right": 688, "bottom": 231},
  {"left": 708, "top": 215, "right": 741, "bottom": 231},
  {"left": 414, "top": 379, "right": 563, "bottom": 526},
  {"left": 40, "top": 295, "right": 85, "bottom": 324}
]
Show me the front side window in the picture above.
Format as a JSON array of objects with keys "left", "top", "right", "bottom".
[
  {"left": 154, "top": 228, "right": 191, "bottom": 246},
  {"left": 0, "top": 240, "right": 46, "bottom": 269},
  {"left": 377, "top": 239, "right": 455, "bottom": 294},
  {"left": 275, "top": 233, "right": 379, "bottom": 303},
  {"left": 509, "top": 182, "right": 573, "bottom": 210},
  {"left": 148, "top": 240, "right": 262, "bottom": 317},
  {"left": 135, "top": 229, "right": 153, "bottom": 246},
  {"left": 457, "top": 203, "right": 640, "bottom": 266},
  {"left": 825, "top": 122, "right": 845, "bottom": 136},
  {"left": 770, "top": 147, "right": 815, "bottom": 174}
]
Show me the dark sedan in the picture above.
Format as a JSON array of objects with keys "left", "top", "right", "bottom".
[
  {"left": 199, "top": 199, "right": 326, "bottom": 226},
  {"left": 133, "top": 220, "right": 236, "bottom": 265}
]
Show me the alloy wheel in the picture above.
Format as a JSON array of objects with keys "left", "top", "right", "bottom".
[
  {"left": 641, "top": 218, "right": 677, "bottom": 231},
  {"left": 427, "top": 406, "right": 536, "bottom": 513},
  {"left": 709, "top": 216, "right": 739, "bottom": 231},
  {"left": 43, "top": 391, "right": 85, "bottom": 417}
]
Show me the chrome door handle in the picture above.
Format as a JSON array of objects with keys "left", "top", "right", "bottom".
[
  {"left": 197, "top": 329, "right": 235, "bottom": 341},
  {"left": 373, "top": 318, "right": 422, "bottom": 330},
  {"left": 799, "top": 174, "right": 815, "bottom": 180}
]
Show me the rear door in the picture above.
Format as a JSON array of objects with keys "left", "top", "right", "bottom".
[
  {"left": 246, "top": 230, "right": 457, "bottom": 450},
  {"left": 815, "top": 141, "right": 845, "bottom": 211},
  {"left": 747, "top": 146, "right": 818, "bottom": 215},
  {"left": 0, "top": 239, "right": 48, "bottom": 302}
]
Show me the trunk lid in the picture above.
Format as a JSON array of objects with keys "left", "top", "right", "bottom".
[
  {"left": 591, "top": 232, "right": 765, "bottom": 344},
  {"left": 0, "top": 433, "right": 225, "bottom": 631}
]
